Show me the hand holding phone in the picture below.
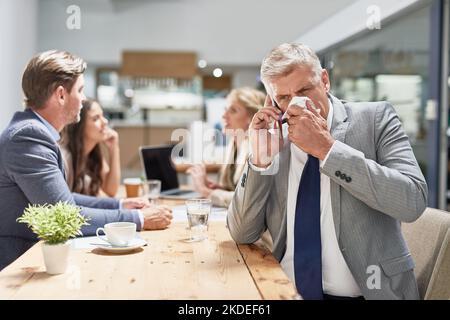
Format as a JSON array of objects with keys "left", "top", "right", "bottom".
[{"left": 248, "top": 95, "right": 284, "bottom": 168}]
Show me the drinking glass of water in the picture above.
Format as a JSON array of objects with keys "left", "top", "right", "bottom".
[
  {"left": 145, "top": 179, "right": 161, "bottom": 204},
  {"left": 186, "top": 199, "right": 211, "bottom": 242}
]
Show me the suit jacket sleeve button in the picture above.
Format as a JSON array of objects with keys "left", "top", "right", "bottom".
[
  {"left": 335, "top": 170, "right": 341, "bottom": 177},
  {"left": 340, "top": 173, "right": 346, "bottom": 180},
  {"left": 346, "top": 176, "right": 352, "bottom": 183}
]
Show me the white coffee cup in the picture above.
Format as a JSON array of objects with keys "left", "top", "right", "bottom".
[{"left": 96, "top": 222, "right": 136, "bottom": 247}]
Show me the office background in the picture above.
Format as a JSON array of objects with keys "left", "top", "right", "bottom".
[{"left": 1, "top": 0, "right": 449, "bottom": 210}]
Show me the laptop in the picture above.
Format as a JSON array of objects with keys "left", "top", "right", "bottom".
[{"left": 139, "top": 145, "right": 199, "bottom": 199}]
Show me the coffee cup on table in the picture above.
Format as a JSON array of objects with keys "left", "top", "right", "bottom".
[
  {"left": 96, "top": 222, "right": 137, "bottom": 247},
  {"left": 124, "top": 178, "right": 142, "bottom": 197}
]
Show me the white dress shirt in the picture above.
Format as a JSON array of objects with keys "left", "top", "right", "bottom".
[{"left": 250, "top": 100, "right": 361, "bottom": 297}]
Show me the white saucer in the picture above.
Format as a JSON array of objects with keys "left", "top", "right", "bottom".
[{"left": 93, "top": 238, "right": 147, "bottom": 253}]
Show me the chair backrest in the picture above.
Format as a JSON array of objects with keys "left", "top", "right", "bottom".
[
  {"left": 424, "top": 228, "right": 450, "bottom": 300},
  {"left": 401, "top": 208, "right": 450, "bottom": 300}
]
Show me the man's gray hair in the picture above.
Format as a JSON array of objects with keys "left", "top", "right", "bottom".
[{"left": 260, "top": 43, "right": 323, "bottom": 89}]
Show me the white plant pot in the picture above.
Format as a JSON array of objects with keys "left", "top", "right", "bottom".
[{"left": 41, "top": 241, "right": 71, "bottom": 275}]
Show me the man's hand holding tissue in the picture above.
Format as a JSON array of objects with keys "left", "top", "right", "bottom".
[{"left": 286, "top": 98, "right": 335, "bottom": 160}]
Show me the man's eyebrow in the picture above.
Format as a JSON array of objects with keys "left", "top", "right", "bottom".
[{"left": 296, "top": 83, "right": 313, "bottom": 92}]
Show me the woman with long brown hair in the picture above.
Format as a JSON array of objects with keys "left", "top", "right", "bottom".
[{"left": 60, "top": 99, "right": 120, "bottom": 197}]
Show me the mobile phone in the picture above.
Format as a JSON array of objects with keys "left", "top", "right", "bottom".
[{"left": 271, "top": 96, "right": 288, "bottom": 124}]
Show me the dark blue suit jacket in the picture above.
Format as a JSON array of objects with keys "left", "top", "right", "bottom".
[{"left": 0, "top": 109, "right": 141, "bottom": 270}]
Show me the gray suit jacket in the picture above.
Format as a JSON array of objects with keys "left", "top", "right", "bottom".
[
  {"left": 0, "top": 109, "right": 141, "bottom": 270},
  {"left": 227, "top": 95, "right": 428, "bottom": 300}
]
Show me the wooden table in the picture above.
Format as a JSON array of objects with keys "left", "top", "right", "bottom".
[{"left": 0, "top": 200, "right": 299, "bottom": 300}]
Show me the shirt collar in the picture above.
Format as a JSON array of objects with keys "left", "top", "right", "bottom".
[
  {"left": 31, "top": 110, "right": 61, "bottom": 142},
  {"left": 326, "top": 98, "right": 333, "bottom": 132}
]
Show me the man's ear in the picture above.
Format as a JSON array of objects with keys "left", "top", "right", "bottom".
[
  {"left": 55, "top": 85, "right": 66, "bottom": 106},
  {"left": 321, "top": 69, "right": 330, "bottom": 92}
]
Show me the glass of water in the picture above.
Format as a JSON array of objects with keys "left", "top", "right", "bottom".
[
  {"left": 186, "top": 199, "right": 211, "bottom": 242},
  {"left": 145, "top": 179, "right": 161, "bottom": 204}
]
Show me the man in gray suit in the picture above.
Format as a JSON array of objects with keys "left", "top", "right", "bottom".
[
  {"left": 227, "top": 43, "right": 428, "bottom": 300},
  {"left": 0, "top": 50, "right": 172, "bottom": 271}
]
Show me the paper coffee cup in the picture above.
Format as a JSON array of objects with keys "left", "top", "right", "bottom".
[{"left": 124, "top": 178, "right": 142, "bottom": 197}]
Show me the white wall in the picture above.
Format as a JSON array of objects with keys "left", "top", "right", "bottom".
[
  {"left": 0, "top": 0, "right": 38, "bottom": 131},
  {"left": 37, "top": 0, "right": 356, "bottom": 66}
]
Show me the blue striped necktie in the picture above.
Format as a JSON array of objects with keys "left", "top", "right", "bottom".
[{"left": 294, "top": 154, "right": 323, "bottom": 300}]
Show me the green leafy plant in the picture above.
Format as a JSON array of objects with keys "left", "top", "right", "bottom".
[{"left": 17, "top": 202, "right": 90, "bottom": 245}]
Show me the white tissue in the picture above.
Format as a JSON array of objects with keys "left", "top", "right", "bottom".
[
  {"left": 289, "top": 96, "right": 310, "bottom": 109},
  {"left": 281, "top": 96, "right": 314, "bottom": 122}
]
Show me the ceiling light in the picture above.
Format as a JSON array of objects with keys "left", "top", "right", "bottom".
[
  {"left": 213, "top": 68, "right": 223, "bottom": 78},
  {"left": 198, "top": 59, "right": 207, "bottom": 69}
]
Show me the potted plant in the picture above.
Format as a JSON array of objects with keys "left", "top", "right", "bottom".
[{"left": 17, "top": 201, "right": 90, "bottom": 275}]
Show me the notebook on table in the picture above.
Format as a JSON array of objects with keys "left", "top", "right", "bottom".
[{"left": 139, "top": 144, "right": 199, "bottom": 199}]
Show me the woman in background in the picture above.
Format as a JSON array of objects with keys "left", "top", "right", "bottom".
[
  {"left": 60, "top": 99, "right": 121, "bottom": 197},
  {"left": 187, "top": 87, "right": 265, "bottom": 208}
]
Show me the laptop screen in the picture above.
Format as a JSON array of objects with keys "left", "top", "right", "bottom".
[{"left": 139, "top": 145, "right": 179, "bottom": 191}]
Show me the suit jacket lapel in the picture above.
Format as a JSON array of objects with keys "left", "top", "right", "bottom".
[
  {"left": 278, "top": 142, "right": 291, "bottom": 247},
  {"left": 328, "top": 94, "right": 349, "bottom": 243},
  {"left": 233, "top": 137, "right": 249, "bottom": 185}
]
